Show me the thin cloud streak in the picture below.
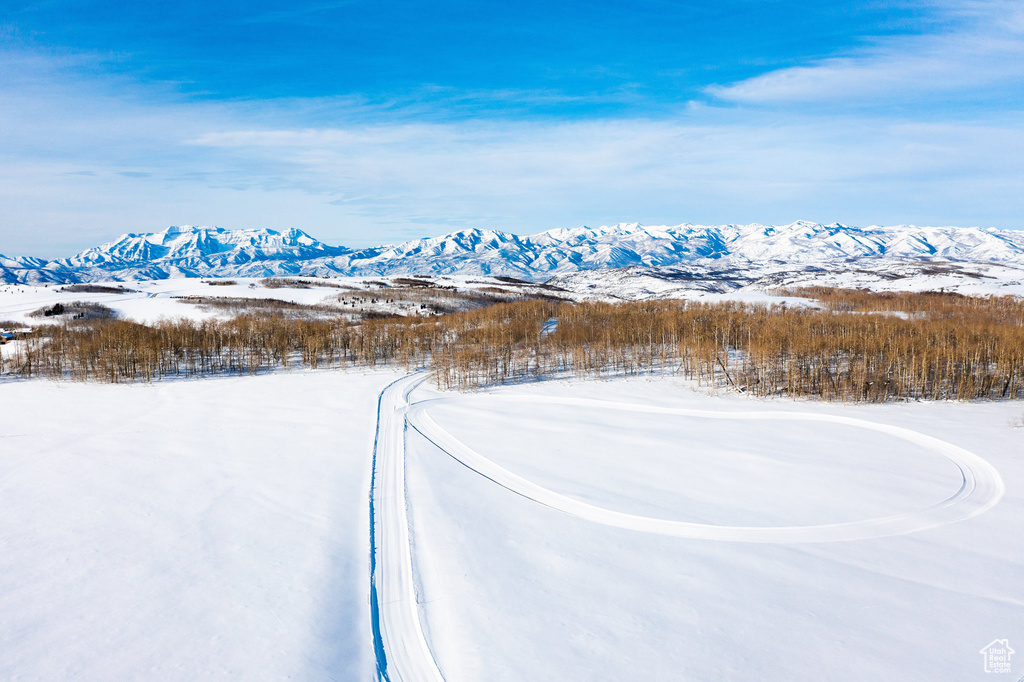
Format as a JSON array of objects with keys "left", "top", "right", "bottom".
[
  {"left": 3, "top": 95, "right": 1022, "bottom": 255},
  {"left": 707, "top": 0, "right": 1024, "bottom": 105}
]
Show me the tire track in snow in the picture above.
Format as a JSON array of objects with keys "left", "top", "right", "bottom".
[
  {"left": 407, "top": 394, "right": 1005, "bottom": 543},
  {"left": 371, "top": 381, "right": 1005, "bottom": 680},
  {"left": 369, "top": 374, "right": 446, "bottom": 682}
]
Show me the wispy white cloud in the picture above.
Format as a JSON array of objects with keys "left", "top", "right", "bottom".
[{"left": 707, "top": 0, "right": 1024, "bottom": 105}]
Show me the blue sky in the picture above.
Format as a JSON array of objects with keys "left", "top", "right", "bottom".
[{"left": 1, "top": 0, "right": 1022, "bottom": 256}]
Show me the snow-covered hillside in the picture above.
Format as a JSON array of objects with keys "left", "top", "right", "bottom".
[
  {"left": 3, "top": 221, "right": 1024, "bottom": 284},
  {"left": 549, "top": 259, "right": 1024, "bottom": 300},
  {"left": 3, "top": 369, "right": 1020, "bottom": 681},
  {"left": 401, "top": 377, "right": 1021, "bottom": 682}
]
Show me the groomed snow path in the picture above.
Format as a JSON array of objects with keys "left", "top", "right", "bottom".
[
  {"left": 370, "top": 374, "right": 445, "bottom": 682},
  {"left": 408, "top": 395, "right": 1003, "bottom": 542},
  {"left": 372, "top": 375, "right": 1009, "bottom": 681},
  {"left": 1, "top": 369, "right": 1015, "bottom": 680}
]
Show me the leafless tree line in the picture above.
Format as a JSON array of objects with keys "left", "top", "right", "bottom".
[{"left": 4, "top": 289, "right": 1024, "bottom": 401}]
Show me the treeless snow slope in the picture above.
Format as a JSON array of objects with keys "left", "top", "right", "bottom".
[
  {"left": 0, "top": 369, "right": 405, "bottom": 681},
  {"left": 3, "top": 367, "right": 1021, "bottom": 680},
  {"left": 0, "top": 275, "right": 575, "bottom": 328},
  {"left": 408, "top": 397, "right": 1002, "bottom": 542},
  {"left": 403, "top": 378, "right": 1023, "bottom": 681},
  {"left": 0, "top": 279, "right": 350, "bottom": 326}
]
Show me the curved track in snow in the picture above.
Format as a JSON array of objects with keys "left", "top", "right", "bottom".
[
  {"left": 406, "top": 394, "right": 1005, "bottom": 543},
  {"left": 369, "top": 374, "right": 445, "bottom": 682},
  {"left": 370, "top": 379, "right": 1005, "bottom": 680}
]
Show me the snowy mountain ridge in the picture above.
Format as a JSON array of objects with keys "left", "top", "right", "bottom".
[{"left": 2, "top": 221, "right": 1024, "bottom": 284}]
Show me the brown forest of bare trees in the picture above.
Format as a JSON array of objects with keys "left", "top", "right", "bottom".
[{"left": 4, "top": 288, "right": 1024, "bottom": 402}]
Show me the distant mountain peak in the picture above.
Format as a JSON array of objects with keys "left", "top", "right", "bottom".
[{"left": 2, "top": 221, "right": 1022, "bottom": 284}]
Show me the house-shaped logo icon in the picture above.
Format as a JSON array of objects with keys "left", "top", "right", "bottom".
[{"left": 980, "top": 639, "right": 1015, "bottom": 674}]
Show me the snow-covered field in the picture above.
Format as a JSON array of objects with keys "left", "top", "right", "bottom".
[
  {"left": 0, "top": 369, "right": 403, "bottom": 681},
  {"left": 0, "top": 275, "right": 568, "bottom": 329},
  {"left": 403, "top": 378, "right": 1022, "bottom": 682},
  {"left": 0, "top": 279, "right": 336, "bottom": 326},
  {"left": 547, "top": 259, "right": 1024, "bottom": 301},
  {"left": 2, "top": 369, "right": 1021, "bottom": 680}
]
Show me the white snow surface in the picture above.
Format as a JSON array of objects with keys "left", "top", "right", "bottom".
[
  {"left": 0, "top": 275, "right": 562, "bottom": 329},
  {"left": 402, "top": 378, "right": 1023, "bottom": 682},
  {"left": 546, "top": 259, "right": 1024, "bottom": 300},
  {"left": 407, "top": 396, "right": 1002, "bottom": 542},
  {"left": 1, "top": 370, "right": 1021, "bottom": 680},
  {"left": 0, "top": 278, "right": 346, "bottom": 327},
  {"left": 4, "top": 221, "right": 1024, "bottom": 285},
  {"left": 0, "top": 369, "right": 404, "bottom": 681}
]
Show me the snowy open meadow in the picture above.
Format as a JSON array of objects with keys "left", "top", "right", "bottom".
[
  {"left": 0, "top": 369, "right": 402, "bottom": 680},
  {"left": 1, "top": 365, "right": 1021, "bottom": 680}
]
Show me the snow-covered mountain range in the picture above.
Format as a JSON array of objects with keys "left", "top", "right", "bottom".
[{"left": 3, "top": 221, "right": 1024, "bottom": 285}]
